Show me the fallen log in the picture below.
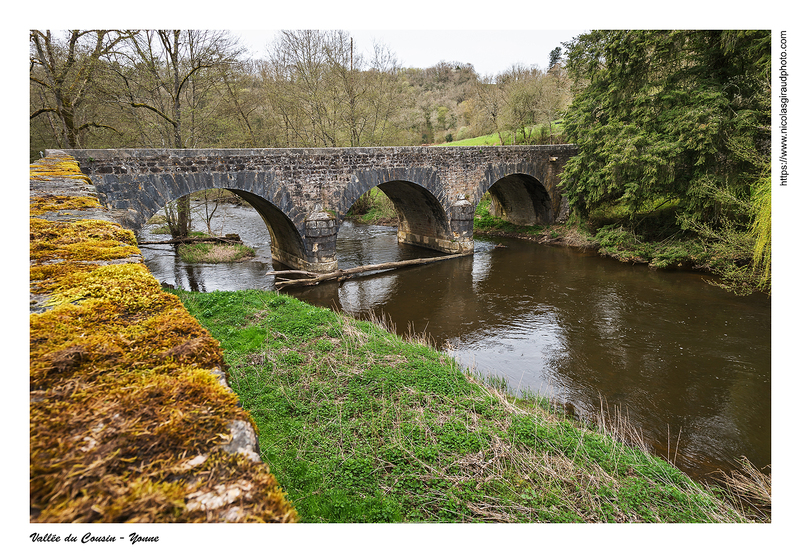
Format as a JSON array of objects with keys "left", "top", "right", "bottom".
[
  {"left": 138, "top": 234, "right": 243, "bottom": 246},
  {"left": 273, "top": 251, "right": 473, "bottom": 289},
  {"left": 264, "top": 269, "right": 319, "bottom": 279}
]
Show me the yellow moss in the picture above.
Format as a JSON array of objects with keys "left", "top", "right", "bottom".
[
  {"left": 30, "top": 262, "right": 97, "bottom": 294},
  {"left": 30, "top": 195, "right": 102, "bottom": 215},
  {"left": 30, "top": 217, "right": 137, "bottom": 244},
  {"left": 44, "top": 263, "right": 165, "bottom": 309},
  {"left": 30, "top": 360, "right": 286, "bottom": 522},
  {"left": 30, "top": 218, "right": 139, "bottom": 262},
  {"left": 30, "top": 297, "right": 224, "bottom": 388},
  {"left": 37, "top": 478, "right": 189, "bottom": 523},
  {"left": 30, "top": 156, "right": 92, "bottom": 186},
  {"left": 29, "top": 153, "right": 297, "bottom": 524}
]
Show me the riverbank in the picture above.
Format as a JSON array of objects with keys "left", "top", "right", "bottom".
[
  {"left": 348, "top": 192, "right": 764, "bottom": 295},
  {"left": 345, "top": 213, "right": 598, "bottom": 251},
  {"left": 172, "top": 287, "right": 769, "bottom": 523}
]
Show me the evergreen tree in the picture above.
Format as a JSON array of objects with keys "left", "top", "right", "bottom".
[
  {"left": 560, "top": 30, "right": 770, "bottom": 293},
  {"left": 562, "top": 30, "right": 769, "bottom": 218}
]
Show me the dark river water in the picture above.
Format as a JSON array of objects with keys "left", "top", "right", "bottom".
[{"left": 139, "top": 202, "right": 771, "bottom": 481}]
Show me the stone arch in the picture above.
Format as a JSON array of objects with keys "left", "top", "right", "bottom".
[
  {"left": 95, "top": 171, "right": 308, "bottom": 270},
  {"left": 336, "top": 168, "right": 459, "bottom": 253},
  {"left": 474, "top": 163, "right": 555, "bottom": 226},
  {"left": 224, "top": 170, "right": 310, "bottom": 268},
  {"left": 337, "top": 167, "right": 450, "bottom": 217},
  {"left": 379, "top": 180, "right": 452, "bottom": 249},
  {"left": 484, "top": 173, "right": 553, "bottom": 225},
  {"left": 225, "top": 189, "right": 307, "bottom": 270}
]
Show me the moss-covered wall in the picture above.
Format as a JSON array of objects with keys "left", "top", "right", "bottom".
[{"left": 29, "top": 152, "right": 297, "bottom": 523}]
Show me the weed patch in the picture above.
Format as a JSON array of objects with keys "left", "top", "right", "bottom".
[{"left": 178, "top": 242, "right": 255, "bottom": 263}]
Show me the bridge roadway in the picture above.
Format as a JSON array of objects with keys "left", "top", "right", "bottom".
[{"left": 59, "top": 145, "right": 578, "bottom": 272}]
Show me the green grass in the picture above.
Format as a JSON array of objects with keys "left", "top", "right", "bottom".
[
  {"left": 170, "top": 288, "right": 762, "bottom": 523},
  {"left": 439, "top": 121, "right": 566, "bottom": 147},
  {"left": 473, "top": 194, "right": 546, "bottom": 236},
  {"left": 347, "top": 188, "right": 398, "bottom": 224},
  {"left": 177, "top": 242, "right": 255, "bottom": 263}
]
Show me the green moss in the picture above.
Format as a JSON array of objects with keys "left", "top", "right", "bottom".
[
  {"left": 29, "top": 154, "right": 297, "bottom": 523},
  {"left": 30, "top": 217, "right": 139, "bottom": 262},
  {"left": 30, "top": 194, "right": 101, "bottom": 215}
]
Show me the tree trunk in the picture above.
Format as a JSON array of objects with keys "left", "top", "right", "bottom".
[
  {"left": 175, "top": 196, "right": 191, "bottom": 238},
  {"left": 271, "top": 252, "right": 472, "bottom": 289}
]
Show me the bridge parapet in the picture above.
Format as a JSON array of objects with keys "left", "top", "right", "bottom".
[
  {"left": 61, "top": 145, "right": 577, "bottom": 271},
  {"left": 29, "top": 152, "right": 297, "bottom": 522}
]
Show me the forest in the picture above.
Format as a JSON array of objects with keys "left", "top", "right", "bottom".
[
  {"left": 30, "top": 29, "right": 771, "bottom": 294},
  {"left": 29, "top": 29, "right": 571, "bottom": 155}
]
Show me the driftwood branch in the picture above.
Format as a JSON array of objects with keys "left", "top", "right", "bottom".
[
  {"left": 272, "top": 251, "right": 473, "bottom": 289},
  {"left": 264, "top": 269, "right": 319, "bottom": 278},
  {"left": 137, "top": 235, "right": 242, "bottom": 246}
]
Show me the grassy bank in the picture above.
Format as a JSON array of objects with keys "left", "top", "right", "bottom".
[
  {"left": 171, "top": 287, "right": 764, "bottom": 523},
  {"left": 178, "top": 242, "right": 255, "bottom": 263},
  {"left": 473, "top": 193, "right": 597, "bottom": 249},
  {"left": 346, "top": 187, "right": 398, "bottom": 226}
]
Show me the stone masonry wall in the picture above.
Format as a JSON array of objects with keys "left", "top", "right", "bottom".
[
  {"left": 63, "top": 145, "right": 577, "bottom": 225},
  {"left": 60, "top": 145, "right": 577, "bottom": 271},
  {"left": 30, "top": 152, "right": 297, "bottom": 522}
]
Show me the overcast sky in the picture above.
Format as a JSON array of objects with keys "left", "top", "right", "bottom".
[
  {"left": 234, "top": 29, "right": 584, "bottom": 78},
  {"left": 27, "top": 0, "right": 781, "bottom": 78}
]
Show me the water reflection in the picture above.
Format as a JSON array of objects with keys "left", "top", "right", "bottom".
[{"left": 138, "top": 203, "right": 770, "bottom": 480}]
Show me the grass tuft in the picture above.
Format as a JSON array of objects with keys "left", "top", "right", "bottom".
[{"left": 178, "top": 242, "right": 255, "bottom": 263}]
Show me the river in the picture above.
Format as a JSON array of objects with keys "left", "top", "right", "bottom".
[{"left": 138, "top": 201, "right": 771, "bottom": 481}]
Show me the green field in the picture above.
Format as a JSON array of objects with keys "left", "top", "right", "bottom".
[{"left": 438, "top": 121, "right": 566, "bottom": 147}]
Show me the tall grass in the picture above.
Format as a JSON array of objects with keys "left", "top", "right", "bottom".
[{"left": 750, "top": 172, "right": 771, "bottom": 290}]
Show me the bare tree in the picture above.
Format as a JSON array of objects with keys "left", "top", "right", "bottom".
[
  {"left": 261, "top": 30, "right": 404, "bottom": 147},
  {"left": 112, "top": 30, "right": 242, "bottom": 148},
  {"left": 537, "top": 71, "right": 571, "bottom": 143},
  {"left": 263, "top": 30, "right": 336, "bottom": 146},
  {"left": 218, "top": 59, "right": 264, "bottom": 147},
  {"left": 472, "top": 76, "right": 505, "bottom": 143},
  {"left": 109, "top": 30, "right": 243, "bottom": 237},
  {"left": 498, "top": 64, "right": 545, "bottom": 143},
  {"left": 485, "top": 63, "right": 570, "bottom": 144},
  {"left": 30, "top": 30, "right": 130, "bottom": 149},
  {"left": 363, "top": 42, "right": 406, "bottom": 145},
  {"left": 195, "top": 189, "right": 226, "bottom": 236}
]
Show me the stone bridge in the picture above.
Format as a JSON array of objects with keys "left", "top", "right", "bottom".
[{"left": 59, "top": 145, "right": 578, "bottom": 272}]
